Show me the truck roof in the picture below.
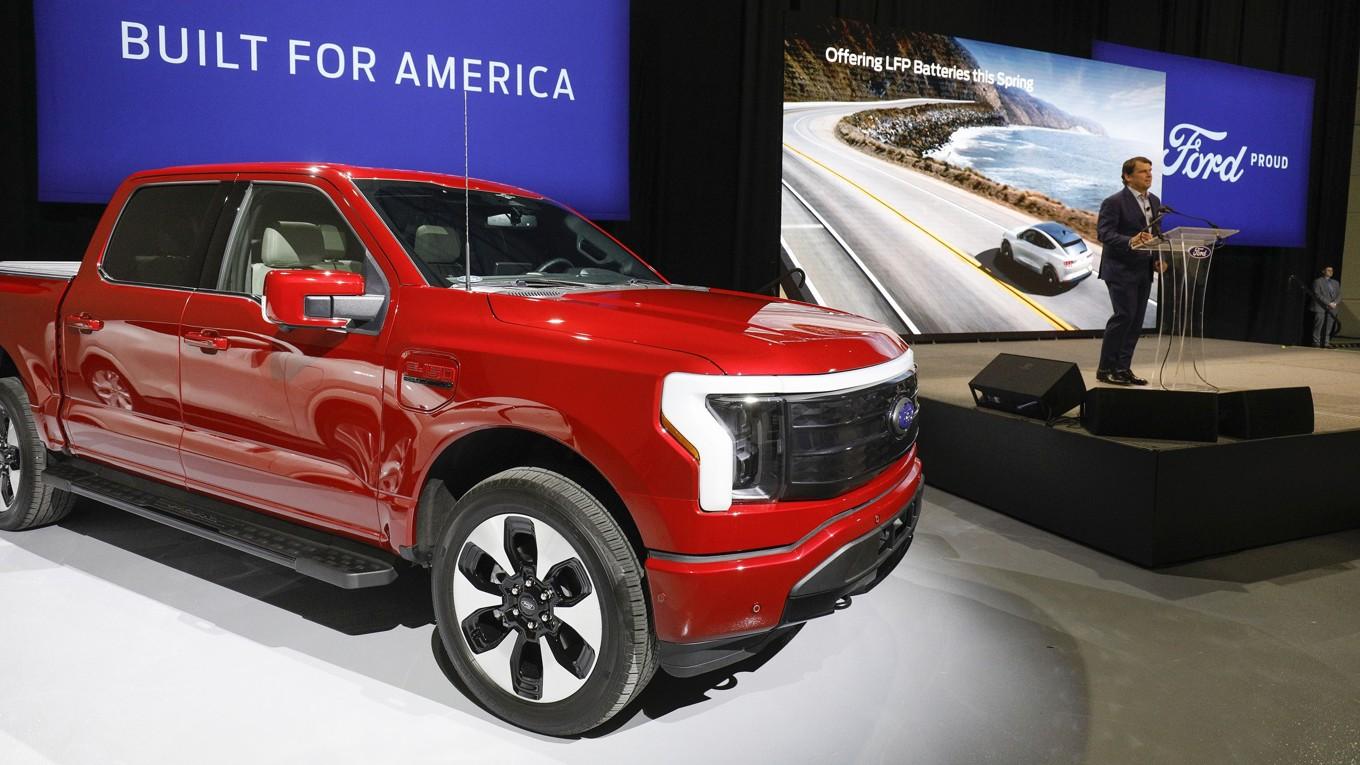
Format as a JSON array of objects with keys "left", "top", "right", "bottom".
[{"left": 129, "top": 162, "right": 544, "bottom": 199}]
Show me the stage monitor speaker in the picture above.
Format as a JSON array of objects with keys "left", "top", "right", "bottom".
[
  {"left": 1082, "top": 388, "right": 1218, "bottom": 442},
  {"left": 1218, "top": 387, "right": 1314, "bottom": 439},
  {"left": 968, "top": 354, "right": 1085, "bottom": 421}
]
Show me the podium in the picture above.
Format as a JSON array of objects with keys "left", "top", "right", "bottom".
[{"left": 1134, "top": 226, "right": 1238, "bottom": 390}]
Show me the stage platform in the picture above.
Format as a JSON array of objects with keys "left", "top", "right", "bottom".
[{"left": 912, "top": 338, "right": 1360, "bottom": 566}]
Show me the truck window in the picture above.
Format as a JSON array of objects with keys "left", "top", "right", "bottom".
[
  {"left": 102, "top": 183, "right": 223, "bottom": 289},
  {"left": 354, "top": 180, "right": 662, "bottom": 287},
  {"left": 216, "top": 184, "right": 370, "bottom": 296}
]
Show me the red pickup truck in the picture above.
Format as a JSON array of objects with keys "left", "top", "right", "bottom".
[{"left": 0, "top": 163, "right": 923, "bottom": 734}]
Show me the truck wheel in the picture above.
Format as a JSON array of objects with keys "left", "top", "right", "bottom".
[
  {"left": 0, "top": 378, "right": 75, "bottom": 531},
  {"left": 431, "top": 467, "right": 656, "bottom": 736}
]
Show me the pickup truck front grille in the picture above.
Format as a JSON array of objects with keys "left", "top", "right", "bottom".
[{"left": 783, "top": 372, "right": 918, "bottom": 501}]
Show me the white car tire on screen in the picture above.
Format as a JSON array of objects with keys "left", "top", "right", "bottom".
[
  {"left": 431, "top": 467, "right": 656, "bottom": 736},
  {"left": 0, "top": 377, "right": 75, "bottom": 532}
]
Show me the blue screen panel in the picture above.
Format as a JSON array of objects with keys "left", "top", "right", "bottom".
[
  {"left": 35, "top": 0, "right": 630, "bottom": 219},
  {"left": 1093, "top": 41, "right": 1314, "bottom": 248}
]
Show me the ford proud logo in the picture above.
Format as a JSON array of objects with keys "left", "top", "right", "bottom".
[{"left": 1164, "top": 123, "right": 1292, "bottom": 183}]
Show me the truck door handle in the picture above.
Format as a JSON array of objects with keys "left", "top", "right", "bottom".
[
  {"left": 183, "top": 329, "right": 230, "bottom": 352},
  {"left": 64, "top": 313, "right": 105, "bottom": 333}
]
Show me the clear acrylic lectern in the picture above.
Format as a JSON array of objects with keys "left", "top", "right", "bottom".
[{"left": 1134, "top": 226, "right": 1238, "bottom": 390}]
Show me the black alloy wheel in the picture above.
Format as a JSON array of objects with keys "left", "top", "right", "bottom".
[
  {"left": 1043, "top": 265, "right": 1059, "bottom": 289},
  {"left": 452, "top": 511, "right": 602, "bottom": 703},
  {"left": 431, "top": 467, "right": 655, "bottom": 736},
  {"left": 0, "top": 405, "right": 20, "bottom": 509},
  {"left": 0, "top": 378, "right": 75, "bottom": 531}
]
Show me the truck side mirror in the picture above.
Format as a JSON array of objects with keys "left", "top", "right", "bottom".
[{"left": 263, "top": 269, "right": 371, "bottom": 329}]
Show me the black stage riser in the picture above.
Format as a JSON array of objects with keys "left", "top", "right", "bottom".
[
  {"left": 969, "top": 353, "right": 1315, "bottom": 442},
  {"left": 918, "top": 397, "right": 1360, "bottom": 567},
  {"left": 1218, "top": 386, "right": 1315, "bottom": 439},
  {"left": 1083, "top": 388, "right": 1219, "bottom": 442}
]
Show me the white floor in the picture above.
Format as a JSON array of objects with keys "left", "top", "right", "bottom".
[{"left": 2, "top": 491, "right": 1358, "bottom": 765}]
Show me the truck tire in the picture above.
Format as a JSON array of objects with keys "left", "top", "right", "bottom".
[
  {"left": 431, "top": 467, "right": 656, "bottom": 736},
  {"left": 0, "top": 377, "right": 75, "bottom": 531}
]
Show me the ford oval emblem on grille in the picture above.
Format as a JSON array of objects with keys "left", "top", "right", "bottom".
[{"left": 889, "top": 396, "right": 917, "bottom": 434}]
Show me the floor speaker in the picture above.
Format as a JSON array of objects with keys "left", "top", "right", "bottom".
[
  {"left": 1218, "top": 387, "right": 1314, "bottom": 439},
  {"left": 968, "top": 354, "right": 1085, "bottom": 421},
  {"left": 1082, "top": 388, "right": 1218, "bottom": 442}
]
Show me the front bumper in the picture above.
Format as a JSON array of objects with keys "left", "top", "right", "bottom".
[
  {"left": 783, "top": 480, "right": 922, "bottom": 622},
  {"left": 646, "top": 456, "right": 924, "bottom": 677}
]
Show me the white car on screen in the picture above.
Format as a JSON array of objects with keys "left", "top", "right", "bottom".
[{"left": 999, "top": 222, "right": 1093, "bottom": 288}]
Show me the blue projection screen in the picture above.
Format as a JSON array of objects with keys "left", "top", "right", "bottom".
[
  {"left": 34, "top": 0, "right": 629, "bottom": 219},
  {"left": 1093, "top": 42, "right": 1314, "bottom": 248}
]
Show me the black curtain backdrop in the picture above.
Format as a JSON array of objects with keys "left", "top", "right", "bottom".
[{"left": 3, "top": 1, "right": 1356, "bottom": 345}]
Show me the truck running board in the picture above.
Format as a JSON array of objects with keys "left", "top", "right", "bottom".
[{"left": 42, "top": 458, "right": 399, "bottom": 589}]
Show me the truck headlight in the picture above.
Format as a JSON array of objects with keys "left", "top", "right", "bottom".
[
  {"left": 660, "top": 350, "right": 916, "bottom": 512},
  {"left": 705, "top": 395, "right": 785, "bottom": 499}
]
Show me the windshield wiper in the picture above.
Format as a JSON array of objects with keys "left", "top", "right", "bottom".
[
  {"left": 510, "top": 277, "right": 593, "bottom": 288},
  {"left": 488, "top": 275, "right": 660, "bottom": 289}
]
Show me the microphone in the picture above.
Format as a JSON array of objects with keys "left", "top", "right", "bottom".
[
  {"left": 1140, "top": 205, "right": 1167, "bottom": 236},
  {"left": 1157, "top": 202, "right": 1221, "bottom": 231},
  {"left": 1148, "top": 206, "right": 1167, "bottom": 228},
  {"left": 1154, "top": 202, "right": 1229, "bottom": 259}
]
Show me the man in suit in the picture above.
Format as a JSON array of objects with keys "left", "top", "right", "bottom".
[
  {"left": 1311, "top": 265, "right": 1340, "bottom": 347},
  {"left": 1097, "top": 156, "right": 1166, "bottom": 385}
]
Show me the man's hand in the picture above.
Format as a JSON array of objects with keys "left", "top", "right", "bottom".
[{"left": 1131, "top": 231, "right": 1152, "bottom": 247}]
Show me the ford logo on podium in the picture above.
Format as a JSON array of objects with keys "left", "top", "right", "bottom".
[
  {"left": 1189, "top": 245, "right": 1212, "bottom": 259},
  {"left": 889, "top": 396, "right": 918, "bottom": 435}
]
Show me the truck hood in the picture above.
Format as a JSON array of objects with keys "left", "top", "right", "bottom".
[{"left": 486, "top": 285, "right": 907, "bottom": 375}]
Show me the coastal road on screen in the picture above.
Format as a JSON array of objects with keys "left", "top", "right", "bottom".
[{"left": 782, "top": 100, "right": 1135, "bottom": 334}]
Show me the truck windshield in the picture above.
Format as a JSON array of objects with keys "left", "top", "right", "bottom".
[{"left": 354, "top": 180, "right": 661, "bottom": 287}]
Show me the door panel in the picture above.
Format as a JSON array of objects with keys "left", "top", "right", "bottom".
[
  {"left": 1015, "top": 234, "right": 1038, "bottom": 270},
  {"left": 177, "top": 179, "right": 388, "bottom": 538},
  {"left": 179, "top": 292, "right": 385, "bottom": 536},
  {"left": 59, "top": 180, "right": 229, "bottom": 484},
  {"left": 60, "top": 280, "right": 188, "bottom": 483}
]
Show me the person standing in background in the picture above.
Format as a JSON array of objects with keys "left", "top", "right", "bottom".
[
  {"left": 1096, "top": 156, "right": 1167, "bottom": 385},
  {"left": 1311, "top": 265, "right": 1340, "bottom": 348}
]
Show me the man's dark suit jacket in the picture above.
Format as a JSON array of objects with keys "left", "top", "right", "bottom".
[
  {"left": 1311, "top": 276, "right": 1340, "bottom": 313},
  {"left": 1097, "top": 186, "right": 1161, "bottom": 282}
]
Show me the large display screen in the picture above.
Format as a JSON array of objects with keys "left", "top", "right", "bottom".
[
  {"left": 782, "top": 20, "right": 1165, "bottom": 335},
  {"left": 34, "top": 0, "right": 629, "bottom": 219},
  {"left": 1093, "top": 42, "right": 1314, "bottom": 248}
]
